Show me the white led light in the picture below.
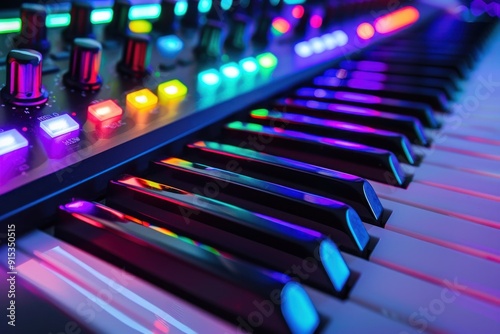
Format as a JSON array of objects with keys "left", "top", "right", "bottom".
[
  {"left": 332, "top": 30, "right": 348, "bottom": 46},
  {"left": 321, "top": 33, "right": 337, "bottom": 50},
  {"left": 0, "top": 129, "right": 28, "bottom": 156},
  {"left": 40, "top": 114, "right": 80, "bottom": 138},
  {"left": 294, "top": 41, "right": 313, "bottom": 58},
  {"left": 310, "top": 37, "right": 325, "bottom": 54}
]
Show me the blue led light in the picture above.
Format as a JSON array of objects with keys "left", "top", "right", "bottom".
[
  {"left": 0, "top": 129, "right": 28, "bottom": 156},
  {"left": 157, "top": 35, "right": 184, "bottom": 56},
  {"left": 320, "top": 239, "right": 350, "bottom": 292},
  {"left": 281, "top": 282, "right": 320, "bottom": 333},
  {"left": 346, "top": 208, "right": 369, "bottom": 251},
  {"left": 239, "top": 57, "right": 259, "bottom": 74},
  {"left": 40, "top": 114, "right": 80, "bottom": 138},
  {"left": 198, "top": 69, "right": 221, "bottom": 87}
]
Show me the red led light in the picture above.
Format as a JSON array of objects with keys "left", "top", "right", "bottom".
[
  {"left": 272, "top": 17, "right": 291, "bottom": 35},
  {"left": 357, "top": 22, "right": 375, "bottom": 40},
  {"left": 292, "top": 5, "right": 305, "bottom": 19},
  {"left": 310, "top": 15, "right": 323, "bottom": 29},
  {"left": 374, "top": 6, "right": 420, "bottom": 34},
  {"left": 88, "top": 100, "right": 123, "bottom": 123}
]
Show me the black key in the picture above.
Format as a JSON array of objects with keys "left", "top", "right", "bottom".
[
  {"left": 292, "top": 87, "right": 439, "bottom": 128},
  {"left": 249, "top": 109, "right": 418, "bottom": 165},
  {"left": 106, "top": 176, "right": 358, "bottom": 289},
  {"left": 148, "top": 158, "right": 371, "bottom": 253},
  {"left": 58, "top": 200, "right": 321, "bottom": 334},
  {"left": 222, "top": 121, "right": 408, "bottom": 187},
  {"left": 274, "top": 97, "right": 428, "bottom": 146},
  {"left": 185, "top": 141, "right": 385, "bottom": 225},
  {"left": 313, "top": 76, "right": 450, "bottom": 112},
  {"left": 324, "top": 68, "right": 456, "bottom": 99},
  {"left": 358, "top": 50, "right": 469, "bottom": 78},
  {"left": 339, "top": 60, "right": 460, "bottom": 89}
]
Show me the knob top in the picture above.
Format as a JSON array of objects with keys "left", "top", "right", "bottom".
[
  {"left": 1, "top": 49, "right": 48, "bottom": 106},
  {"left": 63, "top": 38, "right": 103, "bottom": 91},
  {"left": 13, "top": 4, "right": 50, "bottom": 54},
  {"left": 117, "top": 34, "right": 151, "bottom": 77}
]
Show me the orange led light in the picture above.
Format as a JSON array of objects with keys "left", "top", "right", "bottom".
[
  {"left": 88, "top": 100, "right": 123, "bottom": 123},
  {"left": 357, "top": 22, "right": 375, "bottom": 40},
  {"left": 374, "top": 6, "right": 420, "bottom": 34},
  {"left": 126, "top": 88, "right": 158, "bottom": 112}
]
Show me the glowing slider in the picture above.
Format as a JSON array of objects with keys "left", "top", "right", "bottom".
[
  {"left": 40, "top": 114, "right": 80, "bottom": 138},
  {"left": 157, "top": 79, "right": 188, "bottom": 103},
  {"left": 126, "top": 88, "right": 158, "bottom": 112},
  {"left": 0, "top": 129, "right": 28, "bottom": 156}
]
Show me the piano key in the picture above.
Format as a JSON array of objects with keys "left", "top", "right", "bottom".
[
  {"left": 342, "top": 253, "right": 500, "bottom": 334},
  {"left": 57, "top": 200, "right": 321, "bottom": 334},
  {"left": 339, "top": 60, "right": 460, "bottom": 89},
  {"left": 108, "top": 173, "right": 369, "bottom": 260},
  {"left": 365, "top": 225, "right": 500, "bottom": 306},
  {"left": 313, "top": 76, "right": 450, "bottom": 112},
  {"left": 357, "top": 50, "right": 469, "bottom": 78},
  {"left": 381, "top": 198, "right": 500, "bottom": 262},
  {"left": 185, "top": 141, "right": 385, "bottom": 225},
  {"left": 419, "top": 147, "right": 500, "bottom": 178},
  {"left": 249, "top": 109, "right": 419, "bottom": 165},
  {"left": 222, "top": 121, "right": 408, "bottom": 187},
  {"left": 14, "top": 230, "right": 238, "bottom": 333},
  {"left": 371, "top": 181, "right": 500, "bottom": 229},
  {"left": 290, "top": 87, "right": 439, "bottom": 129},
  {"left": 275, "top": 97, "right": 429, "bottom": 145},
  {"left": 413, "top": 163, "right": 500, "bottom": 201},
  {"left": 375, "top": 45, "right": 476, "bottom": 66},
  {"left": 432, "top": 136, "right": 500, "bottom": 161},
  {"left": 0, "top": 250, "right": 93, "bottom": 334},
  {"left": 106, "top": 177, "right": 358, "bottom": 292},
  {"left": 324, "top": 68, "right": 456, "bottom": 99}
]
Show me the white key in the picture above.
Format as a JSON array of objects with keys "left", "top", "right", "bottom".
[
  {"left": 342, "top": 253, "right": 500, "bottom": 334},
  {"left": 412, "top": 163, "right": 500, "bottom": 201},
  {"left": 15, "top": 230, "right": 238, "bottom": 334},
  {"left": 372, "top": 181, "right": 500, "bottom": 229},
  {"left": 365, "top": 224, "right": 500, "bottom": 306},
  {"left": 382, "top": 198, "right": 500, "bottom": 262}
]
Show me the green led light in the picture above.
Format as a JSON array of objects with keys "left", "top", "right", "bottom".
[
  {"left": 239, "top": 57, "right": 259, "bottom": 74},
  {"left": 221, "top": 0, "right": 233, "bottom": 10},
  {"left": 257, "top": 52, "right": 278, "bottom": 69},
  {"left": 91, "top": 8, "right": 113, "bottom": 24},
  {"left": 251, "top": 109, "right": 269, "bottom": 117},
  {"left": 199, "top": 69, "right": 221, "bottom": 86},
  {"left": 221, "top": 62, "right": 241, "bottom": 79},
  {"left": 0, "top": 18, "right": 21, "bottom": 34},
  {"left": 46, "top": 13, "right": 71, "bottom": 28},
  {"left": 129, "top": 4, "right": 161, "bottom": 20},
  {"left": 198, "top": 0, "right": 212, "bottom": 13},
  {"left": 175, "top": 1, "right": 188, "bottom": 16}
]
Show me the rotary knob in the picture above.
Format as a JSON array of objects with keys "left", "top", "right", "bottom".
[
  {"left": 117, "top": 34, "right": 151, "bottom": 77},
  {"left": 1, "top": 49, "right": 48, "bottom": 106},
  {"left": 63, "top": 1, "right": 95, "bottom": 43},
  {"left": 105, "top": 0, "right": 132, "bottom": 38},
  {"left": 63, "top": 38, "right": 102, "bottom": 91},
  {"left": 13, "top": 4, "right": 50, "bottom": 54}
]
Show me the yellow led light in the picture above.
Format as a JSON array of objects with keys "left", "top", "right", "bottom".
[
  {"left": 126, "top": 88, "right": 158, "bottom": 112},
  {"left": 158, "top": 79, "right": 188, "bottom": 102},
  {"left": 129, "top": 20, "right": 152, "bottom": 34}
]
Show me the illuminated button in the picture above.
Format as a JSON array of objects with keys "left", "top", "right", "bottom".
[
  {"left": 129, "top": 20, "right": 152, "bottom": 34},
  {"left": 88, "top": 100, "right": 123, "bottom": 122},
  {"left": 198, "top": 69, "right": 221, "bottom": 87},
  {"left": 40, "top": 114, "right": 80, "bottom": 138},
  {"left": 126, "top": 88, "right": 158, "bottom": 112},
  {"left": 257, "top": 52, "right": 278, "bottom": 69},
  {"left": 220, "top": 62, "right": 241, "bottom": 80},
  {"left": 157, "top": 35, "right": 183, "bottom": 55},
  {"left": 0, "top": 129, "right": 28, "bottom": 156},
  {"left": 239, "top": 57, "right": 259, "bottom": 74},
  {"left": 158, "top": 79, "right": 188, "bottom": 102}
]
